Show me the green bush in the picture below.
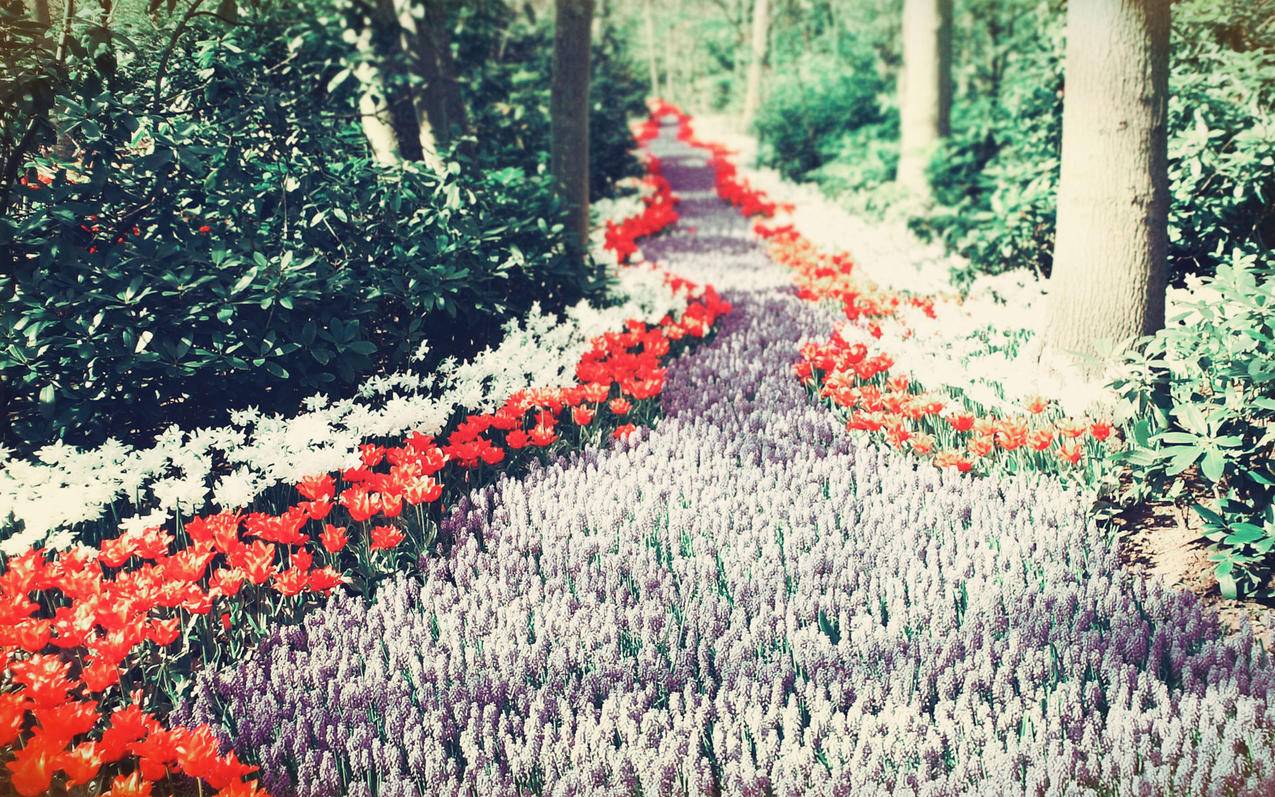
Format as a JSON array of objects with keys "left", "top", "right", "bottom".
[
  {"left": 1111, "top": 249, "right": 1275, "bottom": 599},
  {"left": 811, "top": 117, "right": 899, "bottom": 199},
  {"left": 1166, "top": 2, "right": 1275, "bottom": 280},
  {"left": 914, "top": 3, "right": 1064, "bottom": 284},
  {"left": 0, "top": 1, "right": 598, "bottom": 452},
  {"left": 754, "top": 42, "right": 890, "bottom": 180}
]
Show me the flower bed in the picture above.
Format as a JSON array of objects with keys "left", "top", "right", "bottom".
[
  {"left": 0, "top": 120, "right": 730, "bottom": 796},
  {"left": 0, "top": 156, "right": 689, "bottom": 557},
  {"left": 657, "top": 104, "right": 1119, "bottom": 482},
  {"left": 181, "top": 284, "right": 1275, "bottom": 795}
]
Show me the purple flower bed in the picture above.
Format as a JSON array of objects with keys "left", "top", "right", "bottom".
[{"left": 177, "top": 131, "right": 1275, "bottom": 797}]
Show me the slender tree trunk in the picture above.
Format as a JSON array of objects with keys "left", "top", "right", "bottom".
[
  {"left": 354, "top": 27, "right": 406, "bottom": 166},
  {"left": 550, "top": 0, "right": 594, "bottom": 255},
  {"left": 55, "top": 0, "right": 76, "bottom": 63},
  {"left": 740, "top": 0, "right": 768, "bottom": 128},
  {"left": 895, "top": 0, "right": 952, "bottom": 197},
  {"left": 643, "top": 0, "right": 658, "bottom": 95},
  {"left": 369, "top": 0, "right": 426, "bottom": 162},
  {"left": 397, "top": 0, "right": 467, "bottom": 151},
  {"left": 591, "top": 0, "right": 606, "bottom": 40},
  {"left": 1043, "top": 0, "right": 1170, "bottom": 372}
]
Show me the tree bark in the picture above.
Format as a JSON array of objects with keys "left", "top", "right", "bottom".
[
  {"left": 353, "top": 27, "right": 406, "bottom": 166},
  {"left": 740, "top": 0, "right": 768, "bottom": 129},
  {"left": 397, "top": 0, "right": 468, "bottom": 151},
  {"left": 895, "top": 0, "right": 952, "bottom": 197},
  {"left": 1043, "top": 0, "right": 1170, "bottom": 372},
  {"left": 369, "top": 0, "right": 426, "bottom": 162},
  {"left": 550, "top": 0, "right": 593, "bottom": 255},
  {"left": 643, "top": 0, "right": 658, "bottom": 95}
]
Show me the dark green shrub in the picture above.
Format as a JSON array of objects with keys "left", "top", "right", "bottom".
[{"left": 0, "top": 1, "right": 597, "bottom": 452}]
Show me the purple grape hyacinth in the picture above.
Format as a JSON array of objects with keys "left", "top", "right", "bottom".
[{"left": 177, "top": 124, "right": 1275, "bottom": 797}]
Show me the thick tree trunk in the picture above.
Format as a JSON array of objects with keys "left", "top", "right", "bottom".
[
  {"left": 550, "top": 0, "right": 593, "bottom": 254},
  {"left": 32, "top": 0, "right": 51, "bottom": 26},
  {"left": 895, "top": 0, "right": 952, "bottom": 197},
  {"left": 643, "top": 0, "right": 658, "bottom": 95},
  {"left": 740, "top": 0, "right": 768, "bottom": 129},
  {"left": 1043, "top": 0, "right": 1170, "bottom": 372}
]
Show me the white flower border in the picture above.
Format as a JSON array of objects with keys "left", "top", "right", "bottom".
[
  {"left": 692, "top": 114, "right": 1209, "bottom": 421},
  {"left": 0, "top": 178, "right": 686, "bottom": 554}
]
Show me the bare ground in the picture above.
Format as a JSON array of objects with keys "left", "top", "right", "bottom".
[{"left": 1114, "top": 499, "right": 1275, "bottom": 652}]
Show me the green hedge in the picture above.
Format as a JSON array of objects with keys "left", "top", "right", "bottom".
[
  {"left": 0, "top": 0, "right": 632, "bottom": 452},
  {"left": 754, "top": 43, "right": 891, "bottom": 181}
]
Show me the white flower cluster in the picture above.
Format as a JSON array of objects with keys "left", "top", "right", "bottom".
[{"left": 0, "top": 207, "right": 686, "bottom": 555}]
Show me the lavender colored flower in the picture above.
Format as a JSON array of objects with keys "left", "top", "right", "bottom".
[{"left": 177, "top": 124, "right": 1275, "bottom": 797}]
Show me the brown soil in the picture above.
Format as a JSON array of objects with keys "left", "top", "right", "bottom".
[{"left": 1114, "top": 498, "right": 1275, "bottom": 651}]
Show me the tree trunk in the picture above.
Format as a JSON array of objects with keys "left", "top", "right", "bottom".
[
  {"left": 1043, "top": 0, "right": 1170, "bottom": 372},
  {"left": 216, "top": 0, "right": 237, "bottom": 23},
  {"left": 895, "top": 0, "right": 952, "bottom": 197},
  {"left": 397, "top": 0, "right": 468, "bottom": 152},
  {"left": 550, "top": 0, "right": 593, "bottom": 255},
  {"left": 32, "top": 0, "right": 50, "bottom": 25},
  {"left": 369, "top": 0, "right": 426, "bottom": 162},
  {"left": 591, "top": 0, "right": 606, "bottom": 40},
  {"left": 354, "top": 27, "right": 406, "bottom": 166},
  {"left": 643, "top": 0, "right": 658, "bottom": 95},
  {"left": 740, "top": 0, "right": 768, "bottom": 129}
]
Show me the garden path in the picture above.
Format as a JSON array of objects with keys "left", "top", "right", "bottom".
[{"left": 185, "top": 120, "right": 1275, "bottom": 795}]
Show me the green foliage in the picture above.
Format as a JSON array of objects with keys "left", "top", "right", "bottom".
[
  {"left": 751, "top": 0, "right": 1272, "bottom": 291},
  {"left": 0, "top": 0, "right": 599, "bottom": 452},
  {"left": 456, "top": 3, "right": 647, "bottom": 202},
  {"left": 754, "top": 42, "right": 891, "bottom": 180},
  {"left": 918, "top": 3, "right": 1063, "bottom": 284},
  {"left": 1111, "top": 250, "right": 1275, "bottom": 598},
  {"left": 922, "top": 0, "right": 1273, "bottom": 287},
  {"left": 810, "top": 118, "right": 899, "bottom": 200},
  {"left": 1166, "top": 3, "right": 1275, "bottom": 280}
]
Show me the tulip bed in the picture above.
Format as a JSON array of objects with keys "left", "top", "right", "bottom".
[
  {"left": 661, "top": 107, "right": 1120, "bottom": 483},
  {"left": 3, "top": 107, "right": 1273, "bottom": 797},
  {"left": 0, "top": 125, "right": 730, "bottom": 795},
  {"left": 178, "top": 110, "right": 1274, "bottom": 796}
]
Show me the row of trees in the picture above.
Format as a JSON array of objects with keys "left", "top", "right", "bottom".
[
  {"left": 347, "top": 0, "right": 601, "bottom": 259},
  {"left": 894, "top": 0, "right": 1169, "bottom": 373},
  {"left": 632, "top": 0, "right": 1175, "bottom": 377}
]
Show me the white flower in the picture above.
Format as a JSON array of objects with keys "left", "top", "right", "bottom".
[
  {"left": 213, "top": 468, "right": 262, "bottom": 511},
  {"left": 120, "top": 509, "right": 169, "bottom": 534},
  {"left": 0, "top": 192, "right": 692, "bottom": 551}
]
